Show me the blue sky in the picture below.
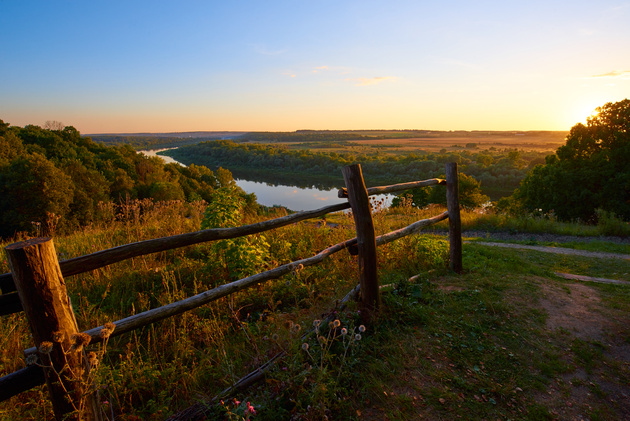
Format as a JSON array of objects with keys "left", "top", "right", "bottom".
[{"left": 1, "top": 0, "right": 629, "bottom": 133}]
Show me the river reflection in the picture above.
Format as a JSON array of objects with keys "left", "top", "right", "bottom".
[
  {"left": 236, "top": 179, "right": 347, "bottom": 211},
  {"left": 140, "top": 148, "right": 184, "bottom": 166},
  {"left": 143, "top": 149, "right": 393, "bottom": 211}
]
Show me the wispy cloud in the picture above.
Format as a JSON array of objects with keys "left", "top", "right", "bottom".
[
  {"left": 313, "top": 66, "right": 329, "bottom": 73},
  {"left": 282, "top": 71, "right": 296, "bottom": 78},
  {"left": 591, "top": 70, "right": 630, "bottom": 79},
  {"left": 346, "top": 76, "right": 397, "bottom": 86}
]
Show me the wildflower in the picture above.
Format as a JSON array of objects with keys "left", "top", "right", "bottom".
[
  {"left": 70, "top": 332, "right": 91, "bottom": 351},
  {"left": 246, "top": 402, "right": 256, "bottom": 415},
  {"left": 333, "top": 319, "right": 341, "bottom": 328},
  {"left": 38, "top": 341, "right": 54, "bottom": 355},
  {"left": 318, "top": 336, "right": 327, "bottom": 344},
  {"left": 26, "top": 354, "right": 38, "bottom": 365},
  {"left": 87, "top": 352, "right": 99, "bottom": 368},
  {"left": 358, "top": 325, "right": 366, "bottom": 333},
  {"left": 51, "top": 331, "right": 64, "bottom": 342},
  {"left": 313, "top": 320, "right": 321, "bottom": 328},
  {"left": 341, "top": 328, "right": 348, "bottom": 336},
  {"left": 99, "top": 322, "right": 116, "bottom": 339},
  {"left": 355, "top": 334, "right": 362, "bottom": 341},
  {"left": 302, "top": 343, "right": 309, "bottom": 351}
]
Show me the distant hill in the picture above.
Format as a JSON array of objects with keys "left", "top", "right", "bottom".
[
  {"left": 87, "top": 131, "right": 248, "bottom": 139},
  {"left": 87, "top": 132, "right": 248, "bottom": 150}
]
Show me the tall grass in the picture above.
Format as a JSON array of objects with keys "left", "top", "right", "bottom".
[
  {"left": 386, "top": 203, "right": 630, "bottom": 238},
  {"left": 1, "top": 197, "right": 435, "bottom": 420},
  {"left": 1, "top": 198, "right": 628, "bottom": 420}
]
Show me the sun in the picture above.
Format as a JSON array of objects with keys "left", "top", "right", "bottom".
[
  {"left": 581, "top": 103, "right": 601, "bottom": 121},
  {"left": 560, "top": 100, "right": 605, "bottom": 129}
]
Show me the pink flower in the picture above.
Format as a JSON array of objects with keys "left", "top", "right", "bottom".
[{"left": 246, "top": 402, "right": 256, "bottom": 415}]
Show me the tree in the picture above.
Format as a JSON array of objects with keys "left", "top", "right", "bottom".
[
  {"left": 516, "top": 99, "right": 630, "bottom": 221},
  {"left": 43, "top": 120, "right": 65, "bottom": 130},
  {"left": 0, "top": 153, "right": 74, "bottom": 236},
  {"left": 392, "top": 172, "right": 489, "bottom": 210}
]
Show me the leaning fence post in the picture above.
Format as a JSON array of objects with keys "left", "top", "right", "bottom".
[
  {"left": 342, "top": 164, "right": 379, "bottom": 323},
  {"left": 5, "top": 238, "right": 100, "bottom": 421},
  {"left": 445, "top": 162, "right": 463, "bottom": 273}
]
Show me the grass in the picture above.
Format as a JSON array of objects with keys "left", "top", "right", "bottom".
[{"left": 1, "top": 200, "right": 629, "bottom": 420}]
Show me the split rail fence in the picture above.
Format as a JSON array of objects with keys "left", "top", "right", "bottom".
[{"left": 0, "top": 162, "right": 462, "bottom": 420}]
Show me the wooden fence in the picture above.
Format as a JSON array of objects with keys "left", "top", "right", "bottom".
[{"left": 0, "top": 163, "right": 462, "bottom": 420}]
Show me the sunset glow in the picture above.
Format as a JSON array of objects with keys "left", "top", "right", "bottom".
[{"left": 1, "top": 1, "right": 629, "bottom": 134}]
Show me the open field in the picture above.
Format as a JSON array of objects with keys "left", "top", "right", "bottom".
[
  {"left": 345, "top": 132, "right": 567, "bottom": 153},
  {"left": 240, "top": 130, "right": 568, "bottom": 154}
]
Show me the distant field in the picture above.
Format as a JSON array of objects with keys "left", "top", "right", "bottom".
[
  {"left": 348, "top": 133, "right": 566, "bottom": 152},
  {"left": 242, "top": 130, "right": 568, "bottom": 155}
]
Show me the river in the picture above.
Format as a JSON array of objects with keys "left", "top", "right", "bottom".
[{"left": 141, "top": 149, "right": 392, "bottom": 211}]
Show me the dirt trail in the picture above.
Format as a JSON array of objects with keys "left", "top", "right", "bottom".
[
  {"left": 470, "top": 241, "right": 630, "bottom": 260},
  {"left": 465, "top": 239, "right": 630, "bottom": 419}
]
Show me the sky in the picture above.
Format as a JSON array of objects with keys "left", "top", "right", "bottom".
[{"left": 1, "top": 0, "right": 629, "bottom": 134}]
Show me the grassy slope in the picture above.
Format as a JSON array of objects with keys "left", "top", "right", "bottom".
[{"left": 1, "top": 203, "right": 629, "bottom": 420}]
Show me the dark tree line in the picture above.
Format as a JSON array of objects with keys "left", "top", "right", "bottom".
[
  {"left": 165, "top": 139, "right": 547, "bottom": 200},
  {"left": 0, "top": 120, "right": 236, "bottom": 238},
  {"left": 515, "top": 99, "right": 630, "bottom": 222}
]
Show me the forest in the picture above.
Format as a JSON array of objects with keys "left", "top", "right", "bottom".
[
  {"left": 0, "top": 121, "right": 253, "bottom": 238},
  {"left": 164, "top": 137, "right": 550, "bottom": 200}
]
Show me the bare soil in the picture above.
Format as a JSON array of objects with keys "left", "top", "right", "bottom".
[{"left": 536, "top": 281, "right": 630, "bottom": 420}]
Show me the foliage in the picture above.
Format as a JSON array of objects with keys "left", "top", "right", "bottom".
[
  {"left": 515, "top": 99, "right": 630, "bottom": 222},
  {"left": 201, "top": 187, "right": 270, "bottom": 280},
  {"left": 164, "top": 138, "right": 550, "bottom": 199},
  {"left": 0, "top": 119, "right": 232, "bottom": 238},
  {"left": 1, "top": 196, "right": 629, "bottom": 420},
  {"left": 391, "top": 172, "right": 490, "bottom": 210}
]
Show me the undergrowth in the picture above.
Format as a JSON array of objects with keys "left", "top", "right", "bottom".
[{"left": 1, "top": 197, "right": 629, "bottom": 420}]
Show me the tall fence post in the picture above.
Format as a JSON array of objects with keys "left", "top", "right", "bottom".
[
  {"left": 342, "top": 164, "right": 379, "bottom": 323},
  {"left": 446, "top": 162, "right": 463, "bottom": 273},
  {"left": 5, "top": 238, "right": 100, "bottom": 421}
]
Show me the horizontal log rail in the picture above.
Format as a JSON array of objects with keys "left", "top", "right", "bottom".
[
  {"left": 0, "top": 178, "right": 445, "bottom": 296},
  {"left": 0, "top": 166, "right": 461, "bottom": 413},
  {"left": 2, "top": 212, "right": 448, "bottom": 400}
]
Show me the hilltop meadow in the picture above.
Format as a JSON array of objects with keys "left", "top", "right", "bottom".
[{"left": 1, "top": 99, "right": 629, "bottom": 420}]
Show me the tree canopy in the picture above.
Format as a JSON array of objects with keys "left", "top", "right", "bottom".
[
  {"left": 0, "top": 120, "right": 236, "bottom": 237},
  {"left": 516, "top": 99, "right": 630, "bottom": 221}
]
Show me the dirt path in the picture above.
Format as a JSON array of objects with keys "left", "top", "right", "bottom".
[
  {"left": 471, "top": 239, "right": 630, "bottom": 419},
  {"left": 470, "top": 241, "right": 630, "bottom": 260}
]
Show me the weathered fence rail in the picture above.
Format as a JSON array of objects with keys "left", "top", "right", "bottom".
[{"left": 0, "top": 163, "right": 462, "bottom": 419}]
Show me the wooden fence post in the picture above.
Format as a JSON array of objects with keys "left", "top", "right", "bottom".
[
  {"left": 342, "top": 164, "right": 380, "bottom": 323},
  {"left": 5, "top": 238, "right": 100, "bottom": 421},
  {"left": 445, "top": 162, "right": 463, "bottom": 273}
]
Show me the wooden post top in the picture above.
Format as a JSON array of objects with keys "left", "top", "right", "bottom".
[{"left": 5, "top": 237, "right": 52, "bottom": 250}]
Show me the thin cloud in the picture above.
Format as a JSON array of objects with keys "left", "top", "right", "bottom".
[
  {"left": 313, "top": 66, "right": 329, "bottom": 73},
  {"left": 346, "top": 76, "right": 397, "bottom": 86},
  {"left": 591, "top": 70, "right": 630, "bottom": 79},
  {"left": 282, "top": 71, "right": 297, "bottom": 78}
]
